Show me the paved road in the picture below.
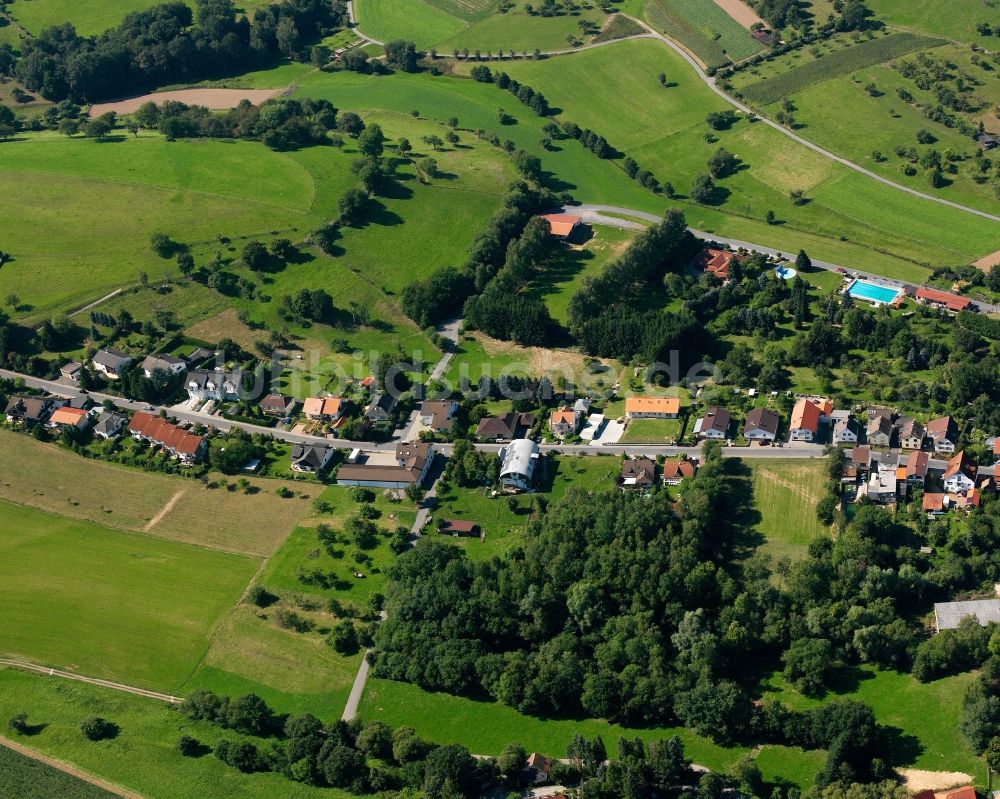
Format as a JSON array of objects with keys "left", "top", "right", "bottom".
[
  {"left": 563, "top": 204, "right": 1000, "bottom": 315},
  {"left": 623, "top": 15, "right": 1000, "bottom": 226},
  {"left": 346, "top": 1, "right": 383, "bottom": 45},
  {"left": 0, "top": 658, "right": 182, "bottom": 703}
]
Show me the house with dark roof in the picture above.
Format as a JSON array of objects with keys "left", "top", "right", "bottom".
[
  {"left": 4, "top": 395, "right": 56, "bottom": 425},
  {"left": 141, "top": 354, "right": 187, "bottom": 379},
  {"left": 976, "top": 132, "right": 998, "bottom": 150},
  {"left": 365, "top": 392, "right": 396, "bottom": 424},
  {"left": 896, "top": 417, "right": 925, "bottom": 450},
  {"left": 743, "top": 407, "right": 779, "bottom": 442},
  {"left": 60, "top": 361, "right": 83, "bottom": 384},
  {"left": 831, "top": 411, "right": 860, "bottom": 445},
  {"left": 851, "top": 445, "right": 872, "bottom": 474},
  {"left": 337, "top": 442, "right": 433, "bottom": 489},
  {"left": 438, "top": 519, "right": 480, "bottom": 537},
  {"left": 93, "top": 410, "right": 128, "bottom": 439},
  {"left": 617, "top": 456, "right": 657, "bottom": 491},
  {"left": 866, "top": 415, "right": 894, "bottom": 448},
  {"left": 476, "top": 412, "right": 534, "bottom": 442},
  {"left": 927, "top": 415, "right": 958, "bottom": 454},
  {"left": 693, "top": 406, "right": 730, "bottom": 440},
  {"left": 420, "top": 400, "right": 458, "bottom": 433},
  {"left": 91, "top": 348, "right": 133, "bottom": 380},
  {"left": 291, "top": 443, "right": 335, "bottom": 473},
  {"left": 260, "top": 393, "right": 299, "bottom": 418}
]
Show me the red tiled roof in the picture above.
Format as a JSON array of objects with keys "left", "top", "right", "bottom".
[
  {"left": 49, "top": 407, "right": 87, "bottom": 426},
  {"left": 626, "top": 396, "right": 680, "bottom": 415},
  {"left": 662, "top": 460, "right": 695, "bottom": 480},
  {"left": 922, "top": 493, "right": 945, "bottom": 512},
  {"left": 540, "top": 213, "right": 581, "bottom": 237},
  {"left": 441, "top": 519, "right": 479, "bottom": 534},
  {"left": 696, "top": 248, "right": 740, "bottom": 280},
  {"left": 943, "top": 787, "right": 976, "bottom": 799},
  {"left": 790, "top": 398, "right": 825, "bottom": 433},
  {"left": 915, "top": 287, "right": 971, "bottom": 312},
  {"left": 906, "top": 450, "right": 929, "bottom": 478},
  {"left": 128, "top": 411, "right": 204, "bottom": 456}
]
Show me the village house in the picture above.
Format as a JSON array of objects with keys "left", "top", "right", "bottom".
[
  {"left": 905, "top": 450, "right": 929, "bottom": 486},
  {"left": 830, "top": 411, "right": 860, "bottom": 445},
  {"left": 865, "top": 415, "right": 894, "bottom": 448},
  {"left": 290, "top": 443, "right": 335, "bottom": 473},
  {"left": 943, "top": 451, "right": 977, "bottom": 494},
  {"left": 922, "top": 492, "right": 947, "bottom": 518},
  {"left": 419, "top": 400, "right": 459, "bottom": 434},
  {"left": 365, "top": 392, "right": 395, "bottom": 425},
  {"left": 743, "top": 407, "right": 779, "bottom": 442},
  {"left": 662, "top": 458, "right": 696, "bottom": 485},
  {"left": 540, "top": 213, "right": 582, "bottom": 240},
  {"left": 896, "top": 417, "right": 925, "bottom": 450},
  {"left": 47, "top": 406, "right": 91, "bottom": 431},
  {"left": 186, "top": 369, "right": 245, "bottom": 402},
  {"left": 695, "top": 248, "right": 745, "bottom": 281},
  {"left": 926, "top": 415, "right": 959, "bottom": 454},
  {"left": 4, "top": 395, "right": 56, "bottom": 425},
  {"left": 865, "top": 458, "right": 899, "bottom": 504},
  {"left": 914, "top": 286, "right": 972, "bottom": 313},
  {"left": 93, "top": 410, "right": 128, "bottom": 439},
  {"left": 438, "top": 519, "right": 480, "bottom": 537},
  {"left": 625, "top": 396, "right": 680, "bottom": 420},
  {"left": 523, "top": 753, "right": 553, "bottom": 786},
  {"left": 617, "top": 456, "right": 657, "bottom": 491},
  {"left": 303, "top": 396, "right": 343, "bottom": 422},
  {"left": 851, "top": 445, "right": 872, "bottom": 475},
  {"left": 337, "top": 442, "right": 434, "bottom": 489},
  {"left": 128, "top": 411, "right": 206, "bottom": 464},
  {"left": 788, "top": 397, "right": 831, "bottom": 442},
  {"left": 140, "top": 354, "right": 187, "bottom": 379},
  {"left": 476, "top": 412, "right": 534, "bottom": 442},
  {"left": 91, "top": 348, "right": 133, "bottom": 380},
  {"left": 185, "top": 347, "right": 215, "bottom": 366},
  {"left": 260, "top": 393, "right": 299, "bottom": 418},
  {"left": 498, "top": 438, "right": 539, "bottom": 493},
  {"left": 693, "top": 406, "right": 730, "bottom": 440},
  {"left": 549, "top": 405, "right": 581, "bottom": 439},
  {"left": 60, "top": 361, "right": 83, "bottom": 384},
  {"left": 933, "top": 600, "right": 1000, "bottom": 633}
]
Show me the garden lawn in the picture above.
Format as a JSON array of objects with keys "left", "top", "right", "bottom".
[
  {"left": 359, "top": 678, "right": 748, "bottom": 767},
  {"left": 762, "top": 666, "right": 984, "bottom": 782},
  {"left": 749, "top": 458, "right": 830, "bottom": 563},
  {"left": 497, "top": 38, "right": 1000, "bottom": 271},
  {"left": 0, "top": 501, "right": 258, "bottom": 691},
  {"left": 0, "top": 668, "right": 356, "bottom": 799},
  {"left": 0, "top": 429, "right": 320, "bottom": 557},
  {"left": 0, "top": 744, "right": 118, "bottom": 799},
  {"left": 644, "top": 0, "right": 764, "bottom": 68},
  {"left": 620, "top": 417, "right": 685, "bottom": 443}
]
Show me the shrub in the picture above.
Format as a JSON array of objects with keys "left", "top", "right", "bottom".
[
  {"left": 177, "top": 734, "right": 201, "bottom": 756},
  {"left": 80, "top": 716, "right": 116, "bottom": 741}
]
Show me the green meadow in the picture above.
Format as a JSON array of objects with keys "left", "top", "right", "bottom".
[
  {"left": 495, "top": 38, "right": 1000, "bottom": 269},
  {"left": 749, "top": 458, "right": 830, "bottom": 564},
  {"left": 0, "top": 669, "right": 355, "bottom": 799},
  {"left": 644, "top": 0, "right": 764, "bottom": 68},
  {"left": 0, "top": 500, "right": 258, "bottom": 691},
  {"left": 865, "top": 0, "right": 1000, "bottom": 46}
]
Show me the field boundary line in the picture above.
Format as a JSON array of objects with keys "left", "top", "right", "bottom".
[
  {"left": 0, "top": 735, "right": 148, "bottom": 799},
  {"left": 143, "top": 489, "right": 185, "bottom": 532},
  {"left": 0, "top": 659, "right": 182, "bottom": 703}
]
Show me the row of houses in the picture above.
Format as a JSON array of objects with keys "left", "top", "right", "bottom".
[
  {"left": 830, "top": 407, "right": 960, "bottom": 453},
  {"left": 64, "top": 347, "right": 207, "bottom": 384}
]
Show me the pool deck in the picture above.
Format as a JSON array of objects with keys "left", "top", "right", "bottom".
[{"left": 844, "top": 278, "right": 907, "bottom": 308}]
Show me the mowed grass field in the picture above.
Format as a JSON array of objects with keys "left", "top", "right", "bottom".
[
  {"left": 6, "top": 0, "right": 279, "bottom": 36},
  {"left": 749, "top": 458, "right": 830, "bottom": 563},
  {"left": 0, "top": 669, "right": 358, "bottom": 799},
  {"left": 0, "top": 429, "right": 320, "bottom": 556},
  {"left": 0, "top": 501, "right": 257, "bottom": 690},
  {"left": 0, "top": 745, "right": 118, "bottom": 799},
  {"left": 865, "top": 0, "right": 1000, "bottom": 46},
  {"left": 644, "top": 0, "right": 764, "bottom": 68},
  {"left": 495, "top": 38, "right": 1000, "bottom": 271}
]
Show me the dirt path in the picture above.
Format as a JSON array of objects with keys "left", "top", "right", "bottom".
[
  {"left": 898, "top": 768, "right": 972, "bottom": 793},
  {"left": 0, "top": 659, "right": 182, "bottom": 703},
  {"left": 142, "top": 489, "right": 185, "bottom": 532},
  {"left": 710, "top": 0, "right": 765, "bottom": 29},
  {"left": 756, "top": 467, "right": 821, "bottom": 505},
  {"left": 0, "top": 735, "right": 146, "bottom": 799}
]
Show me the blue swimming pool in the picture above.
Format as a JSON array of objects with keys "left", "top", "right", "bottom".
[{"left": 846, "top": 279, "right": 902, "bottom": 305}]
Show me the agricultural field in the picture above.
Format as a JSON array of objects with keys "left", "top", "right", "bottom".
[
  {"left": 5, "top": 0, "right": 279, "bottom": 36},
  {"left": 0, "top": 428, "right": 320, "bottom": 556},
  {"left": 0, "top": 745, "right": 118, "bottom": 799},
  {"left": 644, "top": 0, "right": 764, "bottom": 68},
  {"left": 729, "top": 31, "right": 944, "bottom": 106},
  {"left": 0, "top": 500, "right": 258, "bottom": 690},
  {"left": 0, "top": 668, "right": 355, "bottom": 799},
  {"left": 356, "top": 0, "right": 613, "bottom": 52},
  {"left": 494, "top": 37, "right": 1000, "bottom": 271},
  {"left": 865, "top": 0, "right": 1000, "bottom": 47},
  {"left": 749, "top": 458, "right": 830, "bottom": 563}
]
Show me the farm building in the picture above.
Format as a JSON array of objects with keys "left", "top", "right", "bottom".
[
  {"left": 337, "top": 443, "right": 433, "bottom": 489},
  {"left": 934, "top": 600, "right": 1000, "bottom": 633},
  {"left": 540, "top": 213, "right": 582, "bottom": 240},
  {"left": 499, "top": 439, "right": 539, "bottom": 493}
]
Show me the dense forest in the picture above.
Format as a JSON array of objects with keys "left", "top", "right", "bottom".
[{"left": 15, "top": 0, "right": 347, "bottom": 102}]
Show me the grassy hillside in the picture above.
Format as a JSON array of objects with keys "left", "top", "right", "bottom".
[
  {"left": 866, "top": 0, "right": 1000, "bottom": 46},
  {"left": 644, "top": 0, "right": 764, "bottom": 68},
  {"left": 0, "top": 500, "right": 258, "bottom": 690},
  {"left": 494, "top": 38, "right": 1000, "bottom": 270}
]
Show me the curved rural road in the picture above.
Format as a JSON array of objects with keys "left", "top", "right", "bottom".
[{"left": 621, "top": 15, "right": 1000, "bottom": 225}]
